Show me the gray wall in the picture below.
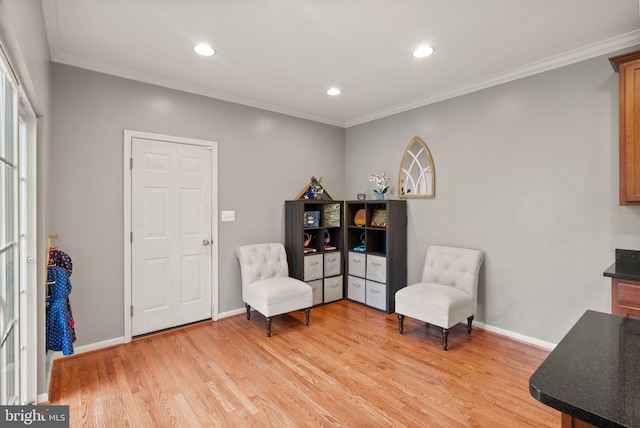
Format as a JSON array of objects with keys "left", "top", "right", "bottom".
[
  {"left": 346, "top": 51, "right": 640, "bottom": 344},
  {"left": 50, "top": 63, "right": 345, "bottom": 346},
  {"left": 10, "top": 0, "right": 640, "bottom": 392}
]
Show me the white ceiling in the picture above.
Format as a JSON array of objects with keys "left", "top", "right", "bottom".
[{"left": 42, "top": 0, "right": 640, "bottom": 128}]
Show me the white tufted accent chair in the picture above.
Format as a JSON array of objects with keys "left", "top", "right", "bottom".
[
  {"left": 395, "top": 246, "right": 484, "bottom": 350},
  {"left": 236, "top": 243, "right": 313, "bottom": 336}
]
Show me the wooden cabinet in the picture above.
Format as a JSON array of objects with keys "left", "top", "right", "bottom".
[
  {"left": 610, "top": 50, "right": 640, "bottom": 205},
  {"left": 285, "top": 200, "right": 344, "bottom": 306},
  {"left": 345, "top": 200, "right": 406, "bottom": 313},
  {"left": 611, "top": 278, "right": 640, "bottom": 320},
  {"left": 560, "top": 414, "right": 596, "bottom": 428}
]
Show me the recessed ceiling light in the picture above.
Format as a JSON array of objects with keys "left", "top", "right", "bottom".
[
  {"left": 412, "top": 46, "right": 434, "bottom": 58},
  {"left": 326, "top": 87, "right": 341, "bottom": 96},
  {"left": 194, "top": 44, "right": 215, "bottom": 56}
]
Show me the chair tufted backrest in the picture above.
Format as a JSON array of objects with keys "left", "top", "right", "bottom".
[
  {"left": 422, "top": 246, "right": 484, "bottom": 299},
  {"left": 236, "top": 243, "right": 290, "bottom": 293}
]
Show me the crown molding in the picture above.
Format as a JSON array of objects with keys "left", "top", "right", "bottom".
[
  {"left": 344, "top": 29, "right": 640, "bottom": 127},
  {"left": 40, "top": 0, "right": 60, "bottom": 63},
  {"left": 40, "top": 1, "right": 344, "bottom": 127},
  {"left": 51, "top": 51, "right": 346, "bottom": 127},
  {"left": 40, "top": 0, "right": 640, "bottom": 130}
]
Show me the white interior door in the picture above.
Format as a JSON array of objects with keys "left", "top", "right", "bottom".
[{"left": 131, "top": 137, "right": 212, "bottom": 336}]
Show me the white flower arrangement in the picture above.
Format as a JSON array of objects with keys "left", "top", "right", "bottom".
[{"left": 369, "top": 172, "right": 389, "bottom": 195}]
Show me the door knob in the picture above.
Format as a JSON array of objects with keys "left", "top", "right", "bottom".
[{"left": 203, "top": 239, "right": 211, "bottom": 246}]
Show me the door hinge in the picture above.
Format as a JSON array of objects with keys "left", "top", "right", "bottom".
[
  {"left": 131, "top": 305, "right": 134, "bottom": 317},
  {"left": 130, "top": 231, "right": 133, "bottom": 243},
  {"left": 130, "top": 158, "right": 133, "bottom": 170}
]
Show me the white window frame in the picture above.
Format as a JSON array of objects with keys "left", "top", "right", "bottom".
[
  {"left": 18, "top": 100, "right": 37, "bottom": 405},
  {"left": 0, "top": 37, "right": 37, "bottom": 405}
]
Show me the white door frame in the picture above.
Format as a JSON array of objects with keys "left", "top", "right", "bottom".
[{"left": 123, "top": 130, "right": 219, "bottom": 343}]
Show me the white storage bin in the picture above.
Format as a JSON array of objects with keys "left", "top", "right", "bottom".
[
  {"left": 324, "top": 251, "right": 341, "bottom": 277},
  {"left": 304, "top": 254, "right": 323, "bottom": 281},
  {"left": 307, "top": 279, "right": 323, "bottom": 306},
  {"left": 324, "top": 275, "right": 343, "bottom": 302},
  {"left": 348, "top": 252, "right": 366, "bottom": 278},
  {"left": 366, "top": 254, "right": 386, "bottom": 283},
  {"left": 366, "top": 280, "right": 386, "bottom": 311},
  {"left": 347, "top": 275, "right": 366, "bottom": 303}
]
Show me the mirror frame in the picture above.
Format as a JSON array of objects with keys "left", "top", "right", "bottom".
[{"left": 398, "top": 136, "right": 435, "bottom": 199}]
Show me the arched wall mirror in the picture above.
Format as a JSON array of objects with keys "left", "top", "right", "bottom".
[{"left": 399, "top": 136, "right": 435, "bottom": 198}]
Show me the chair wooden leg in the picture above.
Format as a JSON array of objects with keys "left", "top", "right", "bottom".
[
  {"left": 245, "top": 303, "right": 251, "bottom": 320},
  {"left": 398, "top": 314, "right": 404, "bottom": 334},
  {"left": 442, "top": 328, "right": 449, "bottom": 351},
  {"left": 467, "top": 315, "right": 474, "bottom": 334},
  {"left": 266, "top": 317, "right": 272, "bottom": 337},
  {"left": 304, "top": 308, "right": 310, "bottom": 326}
]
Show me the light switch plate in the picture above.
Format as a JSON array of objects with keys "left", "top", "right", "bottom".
[{"left": 221, "top": 210, "right": 235, "bottom": 222}]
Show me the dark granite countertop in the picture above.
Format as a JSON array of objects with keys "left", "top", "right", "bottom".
[
  {"left": 603, "top": 249, "right": 640, "bottom": 282},
  {"left": 529, "top": 310, "right": 640, "bottom": 427}
]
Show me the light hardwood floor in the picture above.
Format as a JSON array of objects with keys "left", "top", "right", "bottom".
[{"left": 48, "top": 300, "right": 559, "bottom": 427}]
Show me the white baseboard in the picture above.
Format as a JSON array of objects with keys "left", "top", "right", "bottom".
[
  {"left": 41, "top": 337, "right": 126, "bottom": 403},
  {"left": 39, "top": 310, "right": 555, "bottom": 404},
  {"left": 59, "top": 315, "right": 555, "bottom": 354},
  {"left": 215, "top": 308, "right": 557, "bottom": 350},
  {"left": 474, "top": 321, "right": 556, "bottom": 350},
  {"left": 50, "top": 313, "right": 247, "bottom": 363},
  {"left": 48, "top": 337, "right": 126, "bottom": 362},
  {"left": 218, "top": 307, "right": 247, "bottom": 319},
  {"left": 48, "top": 313, "right": 244, "bottom": 365}
]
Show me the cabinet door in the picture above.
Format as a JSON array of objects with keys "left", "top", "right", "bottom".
[
  {"left": 347, "top": 276, "right": 366, "bottom": 303},
  {"left": 365, "top": 280, "right": 387, "bottom": 311},
  {"left": 307, "top": 279, "right": 323, "bottom": 306},
  {"left": 324, "top": 251, "right": 341, "bottom": 277},
  {"left": 618, "top": 304, "right": 640, "bottom": 320},
  {"left": 304, "top": 254, "right": 323, "bottom": 281},
  {"left": 612, "top": 279, "right": 640, "bottom": 319},
  {"left": 617, "top": 280, "right": 640, "bottom": 306},
  {"left": 366, "top": 255, "right": 386, "bottom": 283},
  {"left": 348, "top": 252, "right": 366, "bottom": 278},
  {"left": 621, "top": 59, "right": 640, "bottom": 204},
  {"left": 324, "top": 276, "right": 343, "bottom": 302}
]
